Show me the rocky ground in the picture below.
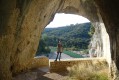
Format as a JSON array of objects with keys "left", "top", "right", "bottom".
[
  {"left": 14, "top": 52, "right": 102, "bottom": 80},
  {"left": 13, "top": 52, "right": 72, "bottom": 80},
  {"left": 13, "top": 67, "right": 69, "bottom": 80}
]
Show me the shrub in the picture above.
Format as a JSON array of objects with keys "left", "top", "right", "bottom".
[{"left": 67, "top": 62, "right": 109, "bottom": 80}]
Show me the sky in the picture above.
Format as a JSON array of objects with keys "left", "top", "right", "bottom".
[{"left": 46, "top": 13, "right": 90, "bottom": 28}]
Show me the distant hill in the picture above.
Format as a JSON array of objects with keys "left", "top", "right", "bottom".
[{"left": 40, "top": 22, "right": 94, "bottom": 50}]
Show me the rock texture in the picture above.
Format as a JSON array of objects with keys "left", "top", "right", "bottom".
[
  {"left": 0, "top": 0, "right": 118, "bottom": 80},
  {"left": 0, "top": 0, "right": 61, "bottom": 79},
  {"left": 94, "top": 1, "right": 119, "bottom": 79},
  {"left": 50, "top": 58, "right": 107, "bottom": 72},
  {"left": 89, "top": 22, "right": 103, "bottom": 58}
]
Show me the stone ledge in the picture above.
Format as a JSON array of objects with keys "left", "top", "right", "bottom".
[
  {"left": 29, "top": 56, "right": 49, "bottom": 69},
  {"left": 50, "top": 58, "right": 107, "bottom": 72}
]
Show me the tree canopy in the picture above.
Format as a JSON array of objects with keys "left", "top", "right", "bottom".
[{"left": 41, "top": 22, "right": 94, "bottom": 51}]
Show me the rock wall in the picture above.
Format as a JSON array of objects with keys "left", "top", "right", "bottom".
[
  {"left": 0, "top": 0, "right": 117, "bottom": 80},
  {"left": 0, "top": 0, "right": 62, "bottom": 79},
  {"left": 89, "top": 22, "right": 111, "bottom": 60},
  {"left": 94, "top": 0, "right": 119, "bottom": 79},
  {"left": 50, "top": 58, "right": 107, "bottom": 72},
  {"left": 89, "top": 22, "right": 103, "bottom": 57}
]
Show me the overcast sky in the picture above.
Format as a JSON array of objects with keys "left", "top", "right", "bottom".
[{"left": 46, "top": 13, "right": 90, "bottom": 28}]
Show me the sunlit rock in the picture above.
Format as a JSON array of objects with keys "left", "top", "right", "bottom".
[{"left": 0, "top": 0, "right": 118, "bottom": 80}]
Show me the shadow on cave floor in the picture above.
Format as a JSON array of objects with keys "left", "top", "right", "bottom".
[{"left": 13, "top": 67, "right": 69, "bottom": 80}]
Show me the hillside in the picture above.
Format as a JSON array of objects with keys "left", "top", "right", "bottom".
[{"left": 41, "top": 22, "right": 93, "bottom": 50}]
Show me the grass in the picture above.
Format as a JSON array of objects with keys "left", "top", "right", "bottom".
[
  {"left": 50, "top": 47, "right": 83, "bottom": 58},
  {"left": 50, "top": 47, "right": 56, "bottom": 52},
  {"left": 63, "top": 50, "right": 83, "bottom": 58},
  {"left": 66, "top": 61, "right": 109, "bottom": 80}
]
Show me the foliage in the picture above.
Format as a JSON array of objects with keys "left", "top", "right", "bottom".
[
  {"left": 88, "top": 24, "right": 95, "bottom": 36},
  {"left": 80, "top": 49, "right": 89, "bottom": 54},
  {"left": 50, "top": 47, "right": 83, "bottom": 58},
  {"left": 63, "top": 50, "right": 83, "bottom": 58},
  {"left": 42, "top": 22, "right": 94, "bottom": 50},
  {"left": 50, "top": 47, "right": 57, "bottom": 52},
  {"left": 36, "top": 22, "right": 95, "bottom": 56},
  {"left": 36, "top": 38, "right": 51, "bottom": 56},
  {"left": 67, "top": 62, "right": 109, "bottom": 80}
]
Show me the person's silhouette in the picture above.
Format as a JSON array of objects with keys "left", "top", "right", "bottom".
[{"left": 55, "top": 40, "right": 63, "bottom": 61}]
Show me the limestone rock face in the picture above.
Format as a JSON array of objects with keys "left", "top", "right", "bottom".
[
  {"left": 89, "top": 22, "right": 103, "bottom": 57},
  {"left": 89, "top": 22, "right": 111, "bottom": 59},
  {"left": 94, "top": 1, "right": 119, "bottom": 79},
  {"left": 0, "top": 0, "right": 62, "bottom": 79},
  {"left": 0, "top": 0, "right": 118, "bottom": 80}
]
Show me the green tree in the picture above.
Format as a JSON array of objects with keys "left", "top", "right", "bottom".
[
  {"left": 36, "top": 38, "right": 51, "bottom": 56},
  {"left": 39, "top": 22, "right": 93, "bottom": 51}
]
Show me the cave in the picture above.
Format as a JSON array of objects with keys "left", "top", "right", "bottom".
[
  {"left": 36, "top": 13, "right": 109, "bottom": 59},
  {"left": 0, "top": 0, "right": 118, "bottom": 80},
  {"left": 36, "top": 13, "right": 92, "bottom": 58}
]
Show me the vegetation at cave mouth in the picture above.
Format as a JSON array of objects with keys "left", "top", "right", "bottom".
[{"left": 36, "top": 22, "right": 94, "bottom": 56}]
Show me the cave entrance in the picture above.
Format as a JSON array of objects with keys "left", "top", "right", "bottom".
[
  {"left": 35, "top": 13, "right": 111, "bottom": 75},
  {"left": 35, "top": 13, "right": 108, "bottom": 60}
]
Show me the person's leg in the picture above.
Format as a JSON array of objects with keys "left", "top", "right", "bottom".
[
  {"left": 59, "top": 52, "right": 61, "bottom": 61},
  {"left": 55, "top": 52, "right": 59, "bottom": 61}
]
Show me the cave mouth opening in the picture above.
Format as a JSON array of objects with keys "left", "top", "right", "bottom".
[{"left": 35, "top": 13, "right": 99, "bottom": 60}]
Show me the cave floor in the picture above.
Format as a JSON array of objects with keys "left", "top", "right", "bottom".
[{"left": 13, "top": 67, "right": 69, "bottom": 80}]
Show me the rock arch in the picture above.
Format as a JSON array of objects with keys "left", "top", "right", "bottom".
[{"left": 0, "top": 0, "right": 117, "bottom": 79}]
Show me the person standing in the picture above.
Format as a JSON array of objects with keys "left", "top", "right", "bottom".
[{"left": 55, "top": 40, "right": 63, "bottom": 61}]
